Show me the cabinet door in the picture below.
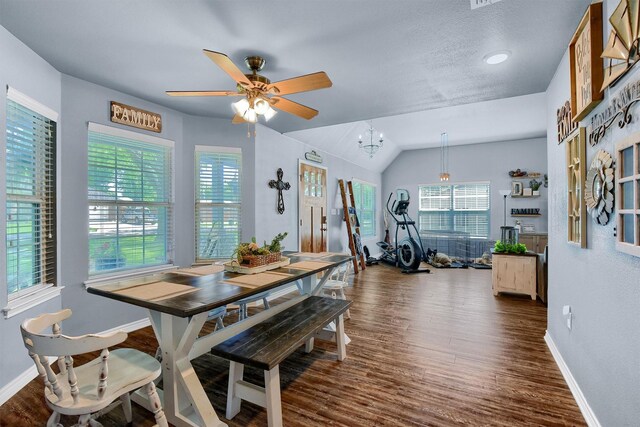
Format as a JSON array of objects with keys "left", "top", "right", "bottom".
[{"left": 515, "top": 257, "right": 537, "bottom": 294}]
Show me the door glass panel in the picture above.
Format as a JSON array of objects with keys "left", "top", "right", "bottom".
[
  {"left": 622, "top": 214, "right": 635, "bottom": 244},
  {"left": 622, "top": 147, "right": 633, "bottom": 178},
  {"left": 310, "top": 184, "right": 316, "bottom": 197},
  {"left": 304, "top": 171, "right": 309, "bottom": 183},
  {"left": 304, "top": 183, "right": 309, "bottom": 196},
  {"left": 622, "top": 181, "right": 634, "bottom": 209}
]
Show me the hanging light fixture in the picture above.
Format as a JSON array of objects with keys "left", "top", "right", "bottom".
[
  {"left": 358, "top": 122, "right": 384, "bottom": 158},
  {"left": 439, "top": 132, "right": 450, "bottom": 181}
]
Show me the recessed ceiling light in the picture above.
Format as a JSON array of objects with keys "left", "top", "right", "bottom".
[{"left": 483, "top": 50, "right": 511, "bottom": 65}]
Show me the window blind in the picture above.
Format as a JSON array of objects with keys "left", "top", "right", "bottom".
[
  {"left": 5, "top": 98, "right": 57, "bottom": 296},
  {"left": 195, "top": 147, "right": 242, "bottom": 260},
  {"left": 352, "top": 181, "right": 376, "bottom": 237},
  {"left": 419, "top": 183, "right": 490, "bottom": 238},
  {"left": 88, "top": 124, "right": 174, "bottom": 274}
]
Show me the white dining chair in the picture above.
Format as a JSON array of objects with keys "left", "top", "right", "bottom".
[
  {"left": 20, "top": 309, "right": 167, "bottom": 427},
  {"left": 322, "top": 263, "right": 352, "bottom": 319}
]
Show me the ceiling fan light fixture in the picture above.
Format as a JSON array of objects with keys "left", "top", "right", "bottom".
[
  {"left": 483, "top": 50, "right": 511, "bottom": 65},
  {"left": 232, "top": 98, "right": 250, "bottom": 115},
  {"left": 243, "top": 108, "right": 258, "bottom": 123},
  {"left": 253, "top": 97, "right": 270, "bottom": 115},
  {"left": 263, "top": 107, "right": 277, "bottom": 122}
]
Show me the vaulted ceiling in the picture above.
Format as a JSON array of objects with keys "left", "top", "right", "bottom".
[{"left": 0, "top": 0, "right": 589, "bottom": 170}]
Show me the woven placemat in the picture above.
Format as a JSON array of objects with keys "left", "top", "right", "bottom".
[{"left": 114, "top": 282, "right": 199, "bottom": 301}]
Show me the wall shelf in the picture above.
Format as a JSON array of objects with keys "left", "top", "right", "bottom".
[{"left": 511, "top": 195, "right": 541, "bottom": 198}]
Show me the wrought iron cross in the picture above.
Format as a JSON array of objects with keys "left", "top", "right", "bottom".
[{"left": 268, "top": 168, "right": 291, "bottom": 214}]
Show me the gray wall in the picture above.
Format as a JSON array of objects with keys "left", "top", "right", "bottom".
[
  {"left": 254, "top": 124, "right": 382, "bottom": 254},
  {"left": 545, "top": 2, "right": 640, "bottom": 423},
  {"left": 0, "top": 26, "right": 63, "bottom": 387},
  {"left": 382, "top": 139, "right": 548, "bottom": 240}
]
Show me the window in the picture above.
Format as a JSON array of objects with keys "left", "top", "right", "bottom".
[
  {"left": 88, "top": 123, "right": 174, "bottom": 275},
  {"left": 5, "top": 88, "right": 57, "bottom": 298},
  {"left": 419, "top": 182, "right": 490, "bottom": 238},
  {"left": 352, "top": 180, "right": 376, "bottom": 237},
  {"left": 195, "top": 146, "right": 241, "bottom": 260}
]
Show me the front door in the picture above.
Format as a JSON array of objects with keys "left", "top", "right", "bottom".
[{"left": 299, "top": 161, "right": 328, "bottom": 252}]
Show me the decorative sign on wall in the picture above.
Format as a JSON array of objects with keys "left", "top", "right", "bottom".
[
  {"left": 588, "top": 77, "right": 640, "bottom": 146},
  {"left": 557, "top": 100, "right": 578, "bottom": 144},
  {"left": 304, "top": 150, "right": 323, "bottom": 163},
  {"left": 110, "top": 101, "right": 162, "bottom": 133},
  {"left": 268, "top": 168, "right": 291, "bottom": 214},
  {"left": 601, "top": 0, "right": 640, "bottom": 91},
  {"left": 569, "top": 2, "right": 604, "bottom": 122},
  {"left": 566, "top": 127, "right": 587, "bottom": 247},
  {"left": 584, "top": 150, "right": 615, "bottom": 226}
]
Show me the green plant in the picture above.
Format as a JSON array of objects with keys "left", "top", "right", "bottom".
[
  {"left": 494, "top": 240, "right": 527, "bottom": 254},
  {"left": 266, "top": 232, "right": 288, "bottom": 252},
  {"left": 529, "top": 179, "right": 541, "bottom": 191}
]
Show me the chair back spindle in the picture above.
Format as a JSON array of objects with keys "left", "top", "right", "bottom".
[
  {"left": 97, "top": 348, "right": 109, "bottom": 399},
  {"left": 65, "top": 355, "right": 79, "bottom": 404},
  {"left": 52, "top": 322, "right": 67, "bottom": 375}
]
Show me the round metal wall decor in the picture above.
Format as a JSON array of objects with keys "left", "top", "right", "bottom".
[{"left": 584, "top": 150, "right": 614, "bottom": 225}]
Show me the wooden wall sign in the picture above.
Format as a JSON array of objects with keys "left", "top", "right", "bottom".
[
  {"left": 589, "top": 77, "right": 640, "bottom": 146},
  {"left": 304, "top": 150, "right": 323, "bottom": 163},
  {"left": 557, "top": 100, "right": 578, "bottom": 144},
  {"left": 110, "top": 101, "right": 162, "bottom": 133},
  {"left": 569, "top": 2, "right": 604, "bottom": 123},
  {"left": 601, "top": 0, "right": 640, "bottom": 91}
]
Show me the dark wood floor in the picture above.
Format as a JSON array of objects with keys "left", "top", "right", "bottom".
[{"left": 0, "top": 265, "right": 585, "bottom": 426}]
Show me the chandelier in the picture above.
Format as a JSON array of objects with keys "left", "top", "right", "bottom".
[
  {"left": 359, "top": 123, "right": 384, "bottom": 158},
  {"left": 439, "top": 132, "right": 450, "bottom": 181}
]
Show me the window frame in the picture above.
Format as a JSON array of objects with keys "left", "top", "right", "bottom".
[
  {"left": 418, "top": 181, "right": 491, "bottom": 239},
  {"left": 351, "top": 179, "right": 377, "bottom": 238},
  {"left": 86, "top": 122, "right": 175, "bottom": 278},
  {"left": 2, "top": 87, "right": 61, "bottom": 318},
  {"left": 615, "top": 132, "right": 640, "bottom": 257},
  {"left": 194, "top": 145, "right": 242, "bottom": 262}
]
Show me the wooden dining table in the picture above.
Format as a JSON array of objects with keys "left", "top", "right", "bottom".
[{"left": 87, "top": 252, "right": 353, "bottom": 427}]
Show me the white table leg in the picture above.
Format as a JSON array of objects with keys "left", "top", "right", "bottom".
[{"left": 133, "top": 310, "right": 227, "bottom": 427}]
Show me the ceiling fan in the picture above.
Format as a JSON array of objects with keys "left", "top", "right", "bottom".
[{"left": 166, "top": 50, "right": 332, "bottom": 124}]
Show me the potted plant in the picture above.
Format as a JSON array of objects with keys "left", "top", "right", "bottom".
[
  {"left": 529, "top": 179, "right": 542, "bottom": 196},
  {"left": 234, "top": 232, "right": 288, "bottom": 267}
]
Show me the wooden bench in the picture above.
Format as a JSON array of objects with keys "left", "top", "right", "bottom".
[{"left": 211, "top": 296, "right": 352, "bottom": 427}]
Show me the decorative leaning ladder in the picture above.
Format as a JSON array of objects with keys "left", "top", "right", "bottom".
[{"left": 338, "top": 179, "right": 366, "bottom": 273}]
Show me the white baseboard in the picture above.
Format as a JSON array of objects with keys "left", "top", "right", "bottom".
[
  {"left": 0, "top": 356, "right": 55, "bottom": 407},
  {"left": 0, "top": 317, "right": 151, "bottom": 407},
  {"left": 544, "top": 331, "right": 601, "bottom": 427}
]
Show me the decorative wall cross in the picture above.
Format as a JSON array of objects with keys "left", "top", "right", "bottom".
[{"left": 268, "top": 168, "right": 291, "bottom": 214}]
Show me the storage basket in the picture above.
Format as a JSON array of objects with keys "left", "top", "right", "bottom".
[{"left": 240, "top": 252, "right": 281, "bottom": 267}]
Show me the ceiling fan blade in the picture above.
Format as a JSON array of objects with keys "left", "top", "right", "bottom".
[
  {"left": 270, "top": 96, "right": 319, "bottom": 120},
  {"left": 268, "top": 72, "right": 332, "bottom": 95},
  {"left": 165, "top": 90, "right": 242, "bottom": 97},
  {"left": 232, "top": 114, "right": 246, "bottom": 124},
  {"left": 203, "top": 49, "right": 253, "bottom": 87}
]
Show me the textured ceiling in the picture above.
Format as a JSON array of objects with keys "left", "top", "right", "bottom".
[{"left": 0, "top": 0, "right": 589, "bottom": 136}]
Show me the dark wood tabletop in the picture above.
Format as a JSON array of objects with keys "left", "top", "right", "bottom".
[{"left": 87, "top": 252, "right": 352, "bottom": 317}]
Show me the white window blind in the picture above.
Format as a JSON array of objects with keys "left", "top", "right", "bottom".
[
  {"left": 195, "top": 147, "right": 242, "bottom": 260},
  {"left": 352, "top": 180, "right": 376, "bottom": 237},
  {"left": 5, "top": 96, "right": 57, "bottom": 297},
  {"left": 88, "top": 123, "right": 174, "bottom": 274},
  {"left": 419, "top": 183, "right": 490, "bottom": 238}
]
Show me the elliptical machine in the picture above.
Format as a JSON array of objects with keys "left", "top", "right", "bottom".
[{"left": 377, "top": 189, "right": 430, "bottom": 273}]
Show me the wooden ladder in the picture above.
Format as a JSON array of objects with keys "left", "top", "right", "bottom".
[{"left": 338, "top": 179, "right": 366, "bottom": 273}]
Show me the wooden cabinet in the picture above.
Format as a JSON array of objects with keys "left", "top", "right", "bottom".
[
  {"left": 518, "top": 233, "right": 548, "bottom": 254},
  {"left": 492, "top": 253, "right": 537, "bottom": 300}
]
